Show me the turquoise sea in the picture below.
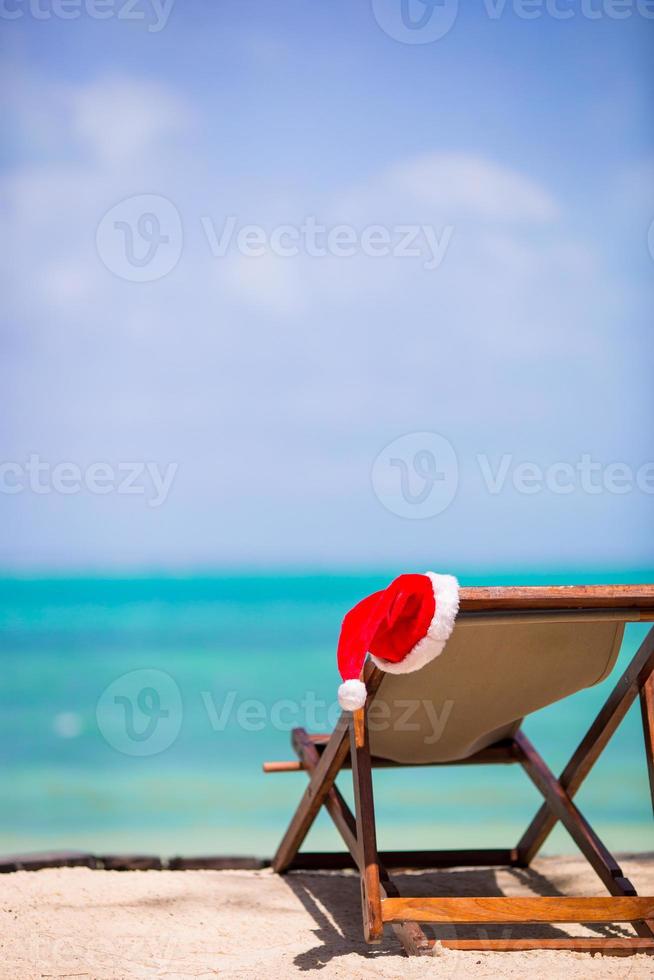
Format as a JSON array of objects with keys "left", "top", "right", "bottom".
[{"left": 0, "top": 571, "right": 652, "bottom": 859}]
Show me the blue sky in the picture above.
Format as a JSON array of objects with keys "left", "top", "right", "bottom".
[{"left": 1, "top": 1, "right": 653, "bottom": 571}]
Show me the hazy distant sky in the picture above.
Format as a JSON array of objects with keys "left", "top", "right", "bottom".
[{"left": 1, "top": 1, "right": 653, "bottom": 571}]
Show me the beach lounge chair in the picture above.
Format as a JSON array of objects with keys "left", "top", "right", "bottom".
[{"left": 264, "top": 585, "right": 654, "bottom": 956}]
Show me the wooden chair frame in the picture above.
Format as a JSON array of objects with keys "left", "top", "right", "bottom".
[{"left": 265, "top": 586, "right": 654, "bottom": 956}]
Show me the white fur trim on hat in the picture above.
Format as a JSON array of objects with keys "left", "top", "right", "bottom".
[
  {"left": 370, "top": 573, "right": 459, "bottom": 675},
  {"left": 338, "top": 679, "right": 367, "bottom": 711}
]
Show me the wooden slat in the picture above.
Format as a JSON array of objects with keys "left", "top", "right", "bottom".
[
  {"left": 286, "top": 848, "right": 521, "bottom": 871},
  {"left": 167, "top": 856, "right": 265, "bottom": 870},
  {"left": 262, "top": 760, "right": 304, "bottom": 772},
  {"left": 384, "top": 846, "right": 523, "bottom": 867},
  {"left": 264, "top": 740, "right": 519, "bottom": 773},
  {"left": 458, "top": 585, "right": 654, "bottom": 615},
  {"left": 381, "top": 896, "right": 654, "bottom": 924},
  {"left": 439, "top": 938, "right": 654, "bottom": 955}
]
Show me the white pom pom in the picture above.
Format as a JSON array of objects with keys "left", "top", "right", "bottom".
[{"left": 338, "top": 679, "right": 367, "bottom": 711}]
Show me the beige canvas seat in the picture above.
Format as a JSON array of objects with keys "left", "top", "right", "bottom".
[
  {"left": 370, "top": 613, "right": 627, "bottom": 764},
  {"left": 265, "top": 586, "right": 654, "bottom": 957}
]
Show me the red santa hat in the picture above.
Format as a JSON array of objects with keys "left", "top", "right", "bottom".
[{"left": 337, "top": 572, "right": 460, "bottom": 711}]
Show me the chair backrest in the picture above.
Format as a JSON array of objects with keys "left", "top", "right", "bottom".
[{"left": 368, "top": 586, "right": 654, "bottom": 765}]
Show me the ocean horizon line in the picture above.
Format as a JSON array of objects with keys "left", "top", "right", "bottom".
[{"left": 1, "top": 565, "right": 653, "bottom": 583}]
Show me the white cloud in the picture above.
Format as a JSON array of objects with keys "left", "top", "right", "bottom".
[
  {"left": 385, "top": 152, "right": 559, "bottom": 222},
  {"left": 1, "top": 66, "right": 193, "bottom": 168},
  {"left": 70, "top": 76, "right": 193, "bottom": 165},
  {"left": 0, "top": 73, "right": 199, "bottom": 333},
  {"left": 1, "top": 68, "right": 647, "bottom": 567}
]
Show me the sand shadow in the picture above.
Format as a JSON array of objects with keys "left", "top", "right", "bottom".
[{"left": 283, "top": 861, "right": 646, "bottom": 968}]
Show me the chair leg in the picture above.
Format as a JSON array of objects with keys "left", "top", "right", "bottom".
[
  {"left": 515, "top": 731, "right": 637, "bottom": 897},
  {"left": 271, "top": 665, "right": 387, "bottom": 874},
  {"left": 271, "top": 715, "right": 350, "bottom": 873},
  {"left": 350, "top": 707, "right": 384, "bottom": 943},
  {"left": 518, "top": 625, "right": 654, "bottom": 865},
  {"left": 289, "top": 726, "right": 432, "bottom": 954},
  {"left": 640, "top": 672, "right": 654, "bottom": 817},
  {"left": 291, "top": 727, "right": 360, "bottom": 860}
]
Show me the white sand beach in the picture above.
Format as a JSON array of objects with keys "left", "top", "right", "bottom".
[{"left": 2, "top": 854, "right": 653, "bottom": 979}]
